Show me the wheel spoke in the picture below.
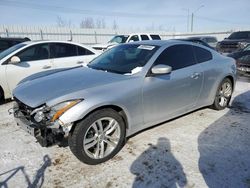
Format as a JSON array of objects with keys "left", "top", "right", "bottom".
[
  {"left": 94, "top": 142, "right": 100, "bottom": 158},
  {"left": 106, "top": 122, "right": 118, "bottom": 135},
  {"left": 85, "top": 139, "right": 97, "bottom": 149},
  {"left": 104, "top": 119, "right": 115, "bottom": 132},
  {"left": 105, "top": 135, "right": 119, "bottom": 142},
  {"left": 99, "top": 141, "right": 105, "bottom": 158},
  {"left": 85, "top": 136, "right": 96, "bottom": 144},
  {"left": 104, "top": 138, "right": 117, "bottom": 147},
  {"left": 96, "top": 120, "right": 103, "bottom": 133}
]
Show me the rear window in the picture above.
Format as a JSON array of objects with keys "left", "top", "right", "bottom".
[
  {"left": 150, "top": 35, "right": 161, "bottom": 40},
  {"left": 193, "top": 46, "right": 212, "bottom": 63}
]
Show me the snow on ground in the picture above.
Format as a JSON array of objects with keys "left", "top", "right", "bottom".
[{"left": 0, "top": 77, "right": 250, "bottom": 188}]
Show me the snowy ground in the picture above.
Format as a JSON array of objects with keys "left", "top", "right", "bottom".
[{"left": 0, "top": 76, "right": 250, "bottom": 188}]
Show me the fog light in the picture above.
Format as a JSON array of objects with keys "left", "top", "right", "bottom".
[{"left": 34, "top": 111, "right": 45, "bottom": 122}]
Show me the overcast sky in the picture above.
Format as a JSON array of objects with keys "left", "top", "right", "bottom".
[{"left": 0, "top": 0, "right": 249, "bottom": 32}]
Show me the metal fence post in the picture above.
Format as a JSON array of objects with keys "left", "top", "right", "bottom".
[
  {"left": 70, "top": 30, "right": 73, "bottom": 41},
  {"left": 5, "top": 28, "right": 9, "bottom": 37},
  {"left": 40, "top": 29, "right": 43, "bottom": 40}
]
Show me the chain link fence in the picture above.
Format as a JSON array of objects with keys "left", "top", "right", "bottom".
[{"left": 0, "top": 25, "right": 234, "bottom": 45}]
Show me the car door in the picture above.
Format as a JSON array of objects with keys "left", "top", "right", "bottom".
[
  {"left": 5, "top": 43, "right": 52, "bottom": 94},
  {"left": 142, "top": 44, "right": 203, "bottom": 125},
  {"left": 50, "top": 43, "right": 80, "bottom": 69}
]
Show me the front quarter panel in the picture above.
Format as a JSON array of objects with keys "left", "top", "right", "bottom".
[{"left": 58, "top": 76, "right": 144, "bottom": 135}]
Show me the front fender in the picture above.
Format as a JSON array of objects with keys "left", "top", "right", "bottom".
[{"left": 59, "top": 100, "right": 132, "bottom": 130}]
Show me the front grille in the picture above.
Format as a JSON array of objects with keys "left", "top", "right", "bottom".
[
  {"left": 14, "top": 98, "right": 33, "bottom": 121},
  {"left": 220, "top": 43, "right": 238, "bottom": 49}
]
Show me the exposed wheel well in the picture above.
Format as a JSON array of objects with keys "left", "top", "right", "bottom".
[
  {"left": 225, "top": 75, "right": 234, "bottom": 90},
  {"left": 71, "top": 105, "right": 129, "bottom": 133}
]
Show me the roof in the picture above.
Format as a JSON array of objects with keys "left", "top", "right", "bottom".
[{"left": 121, "top": 39, "right": 192, "bottom": 47}]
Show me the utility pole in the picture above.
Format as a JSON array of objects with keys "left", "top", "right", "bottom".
[
  {"left": 191, "top": 5, "right": 204, "bottom": 32},
  {"left": 191, "top": 13, "right": 194, "bottom": 32}
]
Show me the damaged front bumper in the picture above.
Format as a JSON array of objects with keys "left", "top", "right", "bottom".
[{"left": 12, "top": 102, "right": 71, "bottom": 147}]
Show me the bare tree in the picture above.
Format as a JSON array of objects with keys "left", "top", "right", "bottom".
[
  {"left": 96, "top": 19, "right": 102, "bottom": 29},
  {"left": 56, "top": 16, "right": 72, "bottom": 27},
  {"left": 80, "top": 17, "right": 95, "bottom": 28},
  {"left": 101, "top": 18, "right": 106, "bottom": 29},
  {"left": 112, "top": 20, "right": 118, "bottom": 30}
]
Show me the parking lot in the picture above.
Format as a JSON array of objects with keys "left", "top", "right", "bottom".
[{"left": 0, "top": 76, "right": 249, "bottom": 188}]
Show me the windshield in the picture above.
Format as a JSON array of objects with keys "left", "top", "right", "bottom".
[
  {"left": 108, "top": 35, "right": 129, "bottom": 44},
  {"left": 228, "top": 32, "right": 250, "bottom": 39},
  {"left": 0, "top": 43, "right": 26, "bottom": 60},
  {"left": 88, "top": 44, "right": 159, "bottom": 74}
]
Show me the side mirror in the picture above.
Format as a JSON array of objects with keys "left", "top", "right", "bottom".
[
  {"left": 151, "top": 64, "right": 172, "bottom": 75},
  {"left": 129, "top": 40, "right": 134, "bottom": 43},
  {"left": 10, "top": 56, "right": 21, "bottom": 64}
]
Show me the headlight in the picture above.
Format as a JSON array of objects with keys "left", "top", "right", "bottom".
[
  {"left": 239, "top": 42, "right": 248, "bottom": 49},
  {"left": 50, "top": 100, "right": 82, "bottom": 122}
]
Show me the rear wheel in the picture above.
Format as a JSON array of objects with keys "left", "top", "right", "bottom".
[
  {"left": 211, "top": 78, "right": 233, "bottom": 110},
  {"left": 68, "top": 108, "right": 126, "bottom": 165}
]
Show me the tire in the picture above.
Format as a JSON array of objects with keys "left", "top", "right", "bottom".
[
  {"left": 0, "top": 89, "right": 4, "bottom": 105},
  {"left": 211, "top": 78, "right": 233, "bottom": 110},
  {"left": 68, "top": 108, "right": 126, "bottom": 165}
]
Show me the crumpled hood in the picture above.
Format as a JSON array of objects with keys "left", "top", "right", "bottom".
[{"left": 13, "top": 66, "right": 127, "bottom": 108}]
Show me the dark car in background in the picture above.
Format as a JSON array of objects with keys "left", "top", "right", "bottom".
[
  {"left": 177, "top": 38, "right": 215, "bottom": 50},
  {"left": 227, "top": 44, "right": 250, "bottom": 76},
  {"left": 0, "top": 37, "right": 30, "bottom": 53},
  {"left": 216, "top": 31, "right": 250, "bottom": 53}
]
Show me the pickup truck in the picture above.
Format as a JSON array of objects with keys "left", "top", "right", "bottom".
[{"left": 92, "top": 33, "right": 161, "bottom": 51}]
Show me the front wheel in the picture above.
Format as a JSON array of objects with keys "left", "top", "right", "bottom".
[
  {"left": 211, "top": 78, "right": 233, "bottom": 110},
  {"left": 68, "top": 108, "right": 126, "bottom": 165}
]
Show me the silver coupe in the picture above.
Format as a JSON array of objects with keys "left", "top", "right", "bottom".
[{"left": 13, "top": 40, "right": 236, "bottom": 164}]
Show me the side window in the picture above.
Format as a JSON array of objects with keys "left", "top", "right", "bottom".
[
  {"left": 141, "top": 35, "right": 150, "bottom": 40},
  {"left": 154, "top": 44, "right": 196, "bottom": 70},
  {"left": 193, "top": 46, "right": 212, "bottom": 63},
  {"left": 150, "top": 35, "right": 161, "bottom": 40},
  {"left": 129, "top": 35, "right": 139, "bottom": 42},
  {"left": 50, "top": 43, "right": 77, "bottom": 58},
  {"left": 16, "top": 44, "right": 49, "bottom": 62},
  {"left": 77, "top": 46, "right": 94, "bottom": 55}
]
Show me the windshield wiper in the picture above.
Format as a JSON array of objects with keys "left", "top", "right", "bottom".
[{"left": 87, "top": 65, "right": 127, "bottom": 74}]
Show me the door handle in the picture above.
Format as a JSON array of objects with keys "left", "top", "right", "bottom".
[
  {"left": 191, "top": 72, "right": 201, "bottom": 79},
  {"left": 42, "top": 65, "right": 52, "bottom": 69},
  {"left": 77, "top": 61, "right": 84, "bottom": 64}
]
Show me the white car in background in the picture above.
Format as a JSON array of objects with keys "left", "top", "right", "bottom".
[
  {"left": 0, "top": 41, "right": 99, "bottom": 100},
  {"left": 92, "top": 33, "right": 161, "bottom": 51}
]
